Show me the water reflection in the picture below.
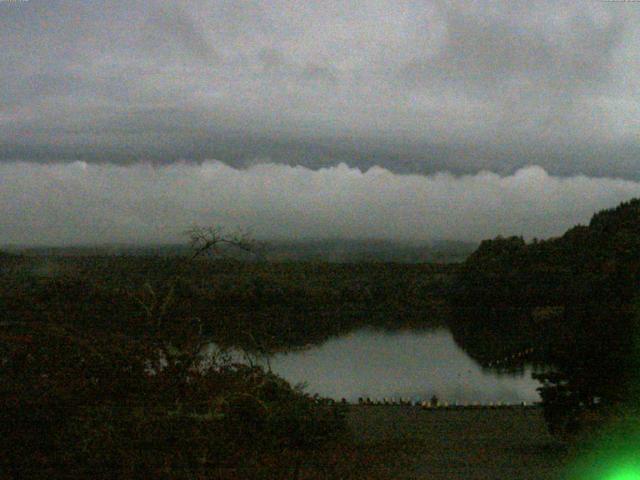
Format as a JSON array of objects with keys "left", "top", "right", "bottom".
[{"left": 208, "top": 328, "right": 541, "bottom": 404}]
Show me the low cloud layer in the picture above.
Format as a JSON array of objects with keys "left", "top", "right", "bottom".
[{"left": 2, "top": 161, "right": 639, "bottom": 246}]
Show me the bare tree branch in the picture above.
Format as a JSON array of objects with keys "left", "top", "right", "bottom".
[{"left": 185, "top": 226, "right": 262, "bottom": 261}]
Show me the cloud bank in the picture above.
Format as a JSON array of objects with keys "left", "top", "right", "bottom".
[{"left": 2, "top": 161, "right": 639, "bottom": 246}]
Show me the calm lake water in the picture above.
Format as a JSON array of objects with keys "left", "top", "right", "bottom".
[{"left": 209, "top": 328, "right": 541, "bottom": 404}]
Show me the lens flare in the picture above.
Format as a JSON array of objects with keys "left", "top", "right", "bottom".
[
  {"left": 607, "top": 465, "right": 640, "bottom": 480},
  {"left": 565, "top": 425, "right": 640, "bottom": 480}
]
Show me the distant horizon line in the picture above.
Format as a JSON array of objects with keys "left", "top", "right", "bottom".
[{"left": 1, "top": 238, "right": 478, "bottom": 250}]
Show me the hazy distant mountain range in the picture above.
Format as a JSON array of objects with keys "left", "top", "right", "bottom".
[{"left": 1, "top": 239, "right": 476, "bottom": 264}]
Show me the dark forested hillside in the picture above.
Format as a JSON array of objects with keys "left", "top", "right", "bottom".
[
  {"left": 0, "top": 258, "right": 452, "bottom": 352},
  {"left": 450, "top": 199, "right": 640, "bottom": 434}
]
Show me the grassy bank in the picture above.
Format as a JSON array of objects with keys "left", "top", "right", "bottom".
[{"left": 341, "top": 406, "right": 569, "bottom": 479}]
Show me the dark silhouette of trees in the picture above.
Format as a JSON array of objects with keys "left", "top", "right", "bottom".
[{"left": 450, "top": 199, "right": 640, "bottom": 437}]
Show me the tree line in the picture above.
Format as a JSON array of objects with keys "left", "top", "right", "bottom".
[{"left": 450, "top": 199, "right": 640, "bottom": 436}]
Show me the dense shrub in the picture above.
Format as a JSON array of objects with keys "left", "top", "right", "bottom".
[{"left": 0, "top": 319, "right": 346, "bottom": 479}]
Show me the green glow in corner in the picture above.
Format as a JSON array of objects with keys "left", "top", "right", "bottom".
[
  {"left": 606, "top": 465, "right": 640, "bottom": 480},
  {"left": 564, "top": 424, "right": 640, "bottom": 480}
]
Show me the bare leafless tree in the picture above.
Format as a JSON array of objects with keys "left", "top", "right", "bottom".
[{"left": 185, "top": 226, "right": 265, "bottom": 261}]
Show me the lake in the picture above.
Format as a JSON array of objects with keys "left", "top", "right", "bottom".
[{"left": 208, "top": 328, "right": 542, "bottom": 404}]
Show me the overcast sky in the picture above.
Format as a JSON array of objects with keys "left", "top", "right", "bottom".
[{"left": 2, "top": 0, "right": 640, "bottom": 245}]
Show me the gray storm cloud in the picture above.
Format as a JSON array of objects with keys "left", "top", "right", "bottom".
[
  {"left": 1, "top": 0, "right": 639, "bottom": 178},
  {"left": 1, "top": 161, "right": 639, "bottom": 246}
]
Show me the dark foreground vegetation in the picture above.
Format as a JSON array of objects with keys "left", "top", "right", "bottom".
[
  {"left": 2, "top": 199, "right": 640, "bottom": 478},
  {"left": 0, "top": 321, "right": 348, "bottom": 479},
  {"left": 0, "top": 238, "right": 452, "bottom": 478}
]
